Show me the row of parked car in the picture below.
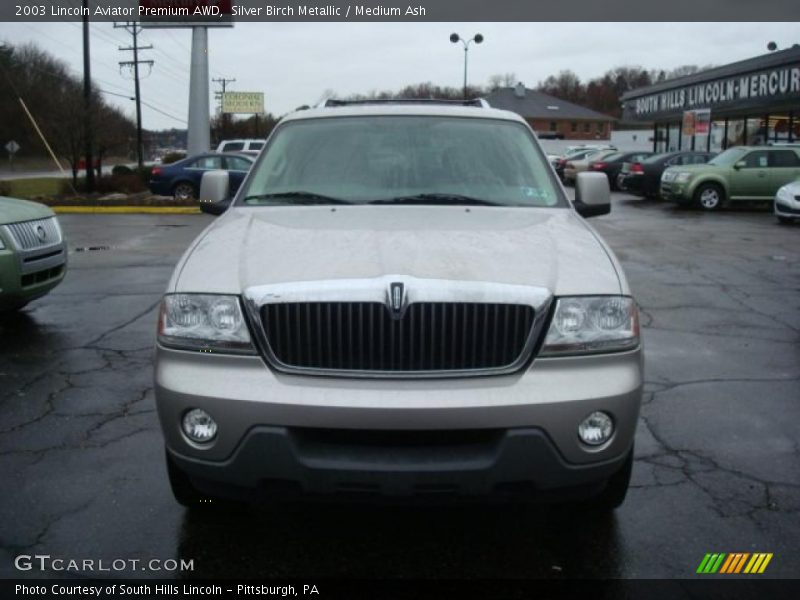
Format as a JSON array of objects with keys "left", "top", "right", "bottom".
[{"left": 549, "top": 144, "right": 800, "bottom": 224}]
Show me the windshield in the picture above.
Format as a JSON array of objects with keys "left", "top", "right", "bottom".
[
  {"left": 238, "top": 116, "right": 567, "bottom": 208},
  {"left": 708, "top": 147, "right": 748, "bottom": 166}
]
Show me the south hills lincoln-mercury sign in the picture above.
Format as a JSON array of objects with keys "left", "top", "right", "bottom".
[
  {"left": 222, "top": 92, "right": 265, "bottom": 114},
  {"left": 625, "top": 65, "right": 800, "bottom": 119}
]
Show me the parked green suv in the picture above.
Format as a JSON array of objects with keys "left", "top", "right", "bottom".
[
  {"left": 660, "top": 145, "right": 800, "bottom": 210},
  {"left": 0, "top": 197, "right": 67, "bottom": 312}
]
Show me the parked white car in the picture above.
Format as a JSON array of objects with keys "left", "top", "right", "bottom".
[
  {"left": 775, "top": 179, "right": 800, "bottom": 224},
  {"left": 216, "top": 139, "right": 266, "bottom": 155}
]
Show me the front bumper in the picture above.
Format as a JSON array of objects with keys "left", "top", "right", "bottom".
[
  {"left": 775, "top": 198, "right": 800, "bottom": 218},
  {"left": 0, "top": 241, "right": 67, "bottom": 309},
  {"left": 156, "top": 345, "right": 643, "bottom": 498},
  {"left": 659, "top": 182, "right": 691, "bottom": 203},
  {"left": 170, "top": 426, "right": 631, "bottom": 500}
]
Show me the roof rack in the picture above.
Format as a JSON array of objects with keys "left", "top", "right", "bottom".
[{"left": 317, "top": 98, "right": 491, "bottom": 109}]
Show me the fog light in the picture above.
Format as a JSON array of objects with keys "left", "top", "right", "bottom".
[
  {"left": 182, "top": 408, "right": 217, "bottom": 443},
  {"left": 578, "top": 411, "right": 614, "bottom": 446}
]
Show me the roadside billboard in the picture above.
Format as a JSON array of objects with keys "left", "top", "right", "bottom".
[
  {"left": 139, "top": 1, "right": 234, "bottom": 27},
  {"left": 222, "top": 92, "right": 265, "bottom": 114}
]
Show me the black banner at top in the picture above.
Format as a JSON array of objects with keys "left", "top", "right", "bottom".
[{"left": 2, "top": 0, "right": 800, "bottom": 22}]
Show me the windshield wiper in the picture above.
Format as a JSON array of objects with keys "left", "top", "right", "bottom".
[
  {"left": 242, "top": 192, "right": 354, "bottom": 205},
  {"left": 367, "top": 193, "right": 502, "bottom": 206}
]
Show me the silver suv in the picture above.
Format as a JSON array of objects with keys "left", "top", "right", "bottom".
[{"left": 155, "top": 99, "right": 643, "bottom": 509}]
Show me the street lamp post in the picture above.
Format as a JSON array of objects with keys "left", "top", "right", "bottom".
[{"left": 450, "top": 33, "right": 483, "bottom": 99}]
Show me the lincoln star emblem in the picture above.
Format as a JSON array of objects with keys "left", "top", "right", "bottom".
[
  {"left": 35, "top": 225, "right": 47, "bottom": 242},
  {"left": 389, "top": 282, "right": 404, "bottom": 316}
]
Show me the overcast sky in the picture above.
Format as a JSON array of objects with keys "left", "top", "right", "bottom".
[{"left": 1, "top": 22, "right": 798, "bottom": 130}]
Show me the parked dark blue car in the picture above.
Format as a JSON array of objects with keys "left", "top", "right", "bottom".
[{"left": 149, "top": 153, "right": 254, "bottom": 200}]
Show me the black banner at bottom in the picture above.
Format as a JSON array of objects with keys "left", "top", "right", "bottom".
[{"left": 4, "top": 579, "right": 800, "bottom": 600}]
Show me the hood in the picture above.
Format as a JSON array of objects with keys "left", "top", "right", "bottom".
[
  {"left": 0, "top": 196, "right": 55, "bottom": 225},
  {"left": 173, "top": 206, "right": 623, "bottom": 297}
]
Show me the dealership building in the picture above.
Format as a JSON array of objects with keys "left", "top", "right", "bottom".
[{"left": 621, "top": 46, "right": 800, "bottom": 153}]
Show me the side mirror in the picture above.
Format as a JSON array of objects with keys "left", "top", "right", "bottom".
[
  {"left": 574, "top": 172, "right": 611, "bottom": 218},
  {"left": 199, "top": 170, "right": 231, "bottom": 215},
  {"left": 733, "top": 161, "right": 746, "bottom": 170}
]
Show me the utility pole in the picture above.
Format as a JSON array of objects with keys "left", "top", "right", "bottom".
[
  {"left": 82, "top": 0, "right": 95, "bottom": 191},
  {"left": 115, "top": 22, "right": 153, "bottom": 169},
  {"left": 213, "top": 77, "right": 235, "bottom": 141},
  {"left": 213, "top": 77, "right": 236, "bottom": 109}
]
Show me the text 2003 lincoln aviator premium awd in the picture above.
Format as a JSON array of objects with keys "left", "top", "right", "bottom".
[{"left": 154, "top": 100, "right": 643, "bottom": 510}]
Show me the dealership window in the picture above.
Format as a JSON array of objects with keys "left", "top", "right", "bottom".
[
  {"left": 667, "top": 122, "right": 680, "bottom": 151},
  {"left": 583, "top": 122, "right": 591, "bottom": 133},
  {"left": 769, "top": 114, "right": 792, "bottom": 142},
  {"left": 549, "top": 121, "right": 557, "bottom": 132},
  {"left": 654, "top": 125, "right": 667, "bottom": 153},
  {"left": 571, "top": 122, "right": 577, "bottom": 133},
  {"left": 597, "top": 122, "right": 605, "bottom": 134},
  {"left": 726, "top": 118, "right": 747, "bottom": 147},
  {"left": 749, "top": 116, "right": 770, "bottom": 146},
  {"left": 709, "top": 120, "right": 726, "bottom": 153}
]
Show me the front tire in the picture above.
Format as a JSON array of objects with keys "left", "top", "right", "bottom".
[
  {"left": 694, "top": 183, "right": 725, "bottom": 211},
  {"left": 776, "top": 215, "right": 794, "bottom": 225}
]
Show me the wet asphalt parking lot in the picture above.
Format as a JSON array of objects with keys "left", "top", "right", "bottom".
[{"left": 1, "top": 193, "right": 798, "bottom": 580}]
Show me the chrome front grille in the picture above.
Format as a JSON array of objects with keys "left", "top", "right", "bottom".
[
  {"left": 5, "top": 217, "right": 62, "bottom": 250},
  {"left": 260, "top": 301, "right": 536, "bottom": 375}
]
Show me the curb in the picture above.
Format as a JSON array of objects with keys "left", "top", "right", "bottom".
[{"left": 50, "top": 206, "right": 201, "bottom": 214}]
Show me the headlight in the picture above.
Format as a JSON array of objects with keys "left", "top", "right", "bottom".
[
  {"left": 661, "top": 171, "right": 676, "bottom": 182},
  {"left": 157, "top": 293, "right": 256, "bottom": 354},
  {"left": 675, "top": 172, "right": 692, "bottom": 183},
  {"left": 540, "top": 296, "right": 639, "bottom": 356},
  {"left": 776, "top": 186, "right": 794, "bottom": 201}
]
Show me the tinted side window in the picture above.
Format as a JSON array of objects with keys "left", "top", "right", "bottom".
[
  {"left": 192, "top": 156, "right": 223, "bottom": 169},
  {"left": 249, "top": 142, "right": 265, "bottom": 151},
  {"left": 221, "top": 142, "right": 245, "bottom": 152},
  {"left": 741, "top": 151, "right": 769, "bottom": 168},
  {"left": 225, "top": 157, "right": 252, "bottom": 171},
  {"left": 770, "top": 150, "right": 800, "bottom": 167}
]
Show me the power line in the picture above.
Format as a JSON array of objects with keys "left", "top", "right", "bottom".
[{"left": 140, "top": 100, "right": 187, "bottom": 125}]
